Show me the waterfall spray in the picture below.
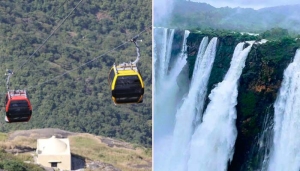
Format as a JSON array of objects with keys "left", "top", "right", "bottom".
[{"left": 154, "top": 27, "right": 190, "bottom": 171}]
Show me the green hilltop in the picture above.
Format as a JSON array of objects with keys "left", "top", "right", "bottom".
[{"left": 0, "top": 0, "right": 152, "bottom": 147}]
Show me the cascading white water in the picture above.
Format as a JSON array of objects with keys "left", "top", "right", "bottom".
[
  {"left": 154, "top": 27, "right": 255, "bottom": 171},
  {"left": 154, "top": 27, "right": 175, "bottom": 89},
  {"left": 187, "top": 42, "right": 253, "bottom": 171},
  {"left": 153, "top": 27, "right": 190, "bottom": 171},
  {"left": 167, "top": 37, "right": 217, "bottom": 171},
  {"left": 154, "top": 28, "right": 190, "bottom": 138},
  {"left": 267, "top": 49, "right": 300, "bottom": 171}
]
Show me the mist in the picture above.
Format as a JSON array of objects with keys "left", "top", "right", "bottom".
[
  {"left": 191, "top": 0, "right": 300, "bottom": 10},
  {"left": 154, "top": 0, "right": 300, "bottom": 33},
  {"left": 153, "top": 0, "right": 176, "bottom": 26}
]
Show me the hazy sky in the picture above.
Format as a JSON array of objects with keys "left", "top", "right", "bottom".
[
  {"left": 190, "top": 0, "right": 300, "bottom": 9},
  {"left": 154, "top": 0, "right": 174, "bottom": 25}
]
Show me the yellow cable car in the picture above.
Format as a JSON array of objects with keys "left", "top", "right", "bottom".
[
  {"left": 108, "top": 36, "right": 144, "bottom": 104},
  {"left": 108, "top": 63, "right": 144, "bottom": 104}
]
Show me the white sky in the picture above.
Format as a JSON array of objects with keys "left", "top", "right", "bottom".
[{"left": 190, "top": 0, "right": 300, "bottom": 10}]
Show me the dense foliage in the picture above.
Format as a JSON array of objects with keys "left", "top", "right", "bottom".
[
  {"left": 0, "top": 0, "right": 152, "bottom": 147},
  {"left": 261, "top": 28, "right": 290, "bottom": 40},
  {"left": 0, "top": 149, "right": 44, "bottom": 171}
]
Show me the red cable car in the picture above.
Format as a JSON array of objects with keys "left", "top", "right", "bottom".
[{"left": 5, "top": 90, "right": 32, "bottom": 123}]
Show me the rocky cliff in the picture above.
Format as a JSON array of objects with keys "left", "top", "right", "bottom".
[{"left": 185, "top": 30, "right": 300, "bottom": 170}]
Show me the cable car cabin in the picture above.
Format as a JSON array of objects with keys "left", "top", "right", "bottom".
[
  {"left": 108, "top": 63, "right": 144, "bottom": 104},
  {"left": 5, "top": 90, "right": 32, "bottom": 123}
]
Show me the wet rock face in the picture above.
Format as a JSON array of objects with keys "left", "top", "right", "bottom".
[
  {"left": 186, "top": 31, "right": 300, "bottom": 170},
  {"left": 232, "top": 40, "right": 300, "bottom": 170}
]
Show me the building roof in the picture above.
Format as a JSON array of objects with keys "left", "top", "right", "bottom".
[{"left": 37, "top": 136, "right": 70, "bottom": 155}]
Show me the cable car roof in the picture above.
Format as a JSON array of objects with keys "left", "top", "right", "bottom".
[
  {"left": 7, "top": 90, "right": 28, "bottom": 99},
  {"left": 114, "top": 63, "right": 139, "bottom": 75}
]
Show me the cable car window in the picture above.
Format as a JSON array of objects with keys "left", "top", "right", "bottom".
[
  {"left": 116, "top": 76, "right": 141, "bottom": 87},
  {"left": 116, "top": 97, "right": 140, "bottom": 100},
  {"left": 9, "top": 100, "right": 29, "bottom": 108},
  {"left": 109, "top": 69, "right": 115, "bottom": 84}
]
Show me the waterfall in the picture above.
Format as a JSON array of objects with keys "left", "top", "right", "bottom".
[
  {"left": 187, "top": 42, "right": 253, "bottom": 171},
  {"left": 153, "top": 27, "right": 175, "bottom": 89},
  {"left": 153, "top": 27, "right": 190, "bottom": 171},
  {"left": 167, "top": 37, "right": 218, "bottom": 171},
  {"left": 154, "top": 27, "right": 255, "bottom": 171},
  {"left": 267, "top": 49, "right": 300, "bottom": 171}
]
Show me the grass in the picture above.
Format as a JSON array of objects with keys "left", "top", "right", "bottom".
[
  {"left": 0, "top": 131, "right": 152, "bottom": 171},
  {"left": 0, "top": 133, "right": 7, "bottom": 141},
  {"left": 69, "top": 134, "right": 151, "bottom": 171},
  {"left": 15, "top": 153, "right": 34, "bottom": 162},
  {"left": 0, "top": 135, "right": 36, "bottom": 150}
]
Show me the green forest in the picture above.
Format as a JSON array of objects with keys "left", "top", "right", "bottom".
[{"left": 0, "top": 0, "right": 152, "bottom": 147}]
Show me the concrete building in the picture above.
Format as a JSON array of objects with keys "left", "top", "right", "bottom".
[{"left": 36, "top": 136, "right": 71, "bottom": 170}]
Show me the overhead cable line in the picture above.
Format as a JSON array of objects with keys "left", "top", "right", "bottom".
[
  {"left": 0, "top": 0, "right": 72, "bottom": 91},
  {"left": 3, "top": 0, "right": 84, "bottom": 92},
  {"left": 14, "top": 0, "right": 84, "bottom": 75},
  {"left": 18, "top": 0, "right": 72, "bottom": 47},
  {"left": 25, "top": 25, "right": 151, "bottom": 91}
]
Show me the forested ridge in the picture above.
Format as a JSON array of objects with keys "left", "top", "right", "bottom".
[
  {"left": 164, "top": 1, "right": 300, "bottom": 34},
  {"left": 0, "top": 0, "right": 152, "bottom": 147}
]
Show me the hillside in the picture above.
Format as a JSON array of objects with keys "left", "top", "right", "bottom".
[
  {"left": 0, "top": 128, "right": 151, "bottom": 171},
  {"left": 162, "top": 1, "right": 300, "bottom": 34},
  {"left": 0, "top": 0, "right": 151, "bottom": 147}
]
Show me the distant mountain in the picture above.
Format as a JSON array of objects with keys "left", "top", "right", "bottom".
[{"left": 163, "top": 1, "right": 300, "bottom": 34}]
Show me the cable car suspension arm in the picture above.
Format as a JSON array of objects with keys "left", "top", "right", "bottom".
[
  {"left": 130, "top": 35, "right": 142, "bottom": 65},
  {"left": 5, "top": 69, "right": 13, "bottom": 91}
]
